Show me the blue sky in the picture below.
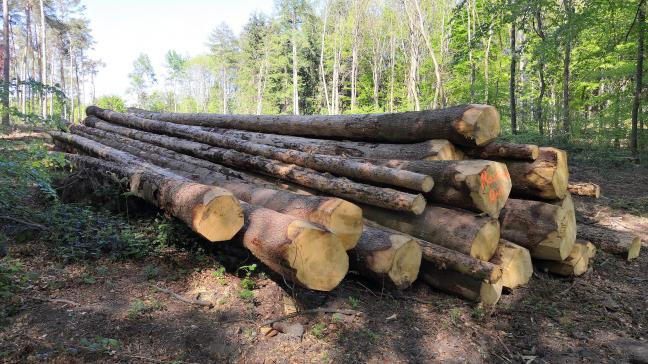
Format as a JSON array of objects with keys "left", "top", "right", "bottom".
[{"left": 84, "top": 0, "right": 275, "bottom": 99}]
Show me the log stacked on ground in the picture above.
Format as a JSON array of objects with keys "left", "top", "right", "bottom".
[
  {"left": 568, "top": 181, "right": 601, "bottom": 198},
  {"left": 577, "top": 224, "right": 641, "bottom": 261},
  {"left": 462, "top": 142, "right": 539, "bottom": 161},
  {"left": 126, "top": 104, "right": 501, "bottom": 146},
  {"left": 503, "top": 147, "right": 569, "bottom": 200},
  {"left": 489, "top": 240, "right": 533, "bottom": 289},
  {"left": 535, "top": 240, "right": 596, "bottom": 276}
]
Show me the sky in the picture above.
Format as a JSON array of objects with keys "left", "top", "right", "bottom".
[{"left": 84, "top": 0, "right": 275, "bottom": 100}]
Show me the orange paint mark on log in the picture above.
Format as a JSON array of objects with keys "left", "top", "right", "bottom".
[{"left": 480, "top": 169, "right": 510, "bottom": 203}]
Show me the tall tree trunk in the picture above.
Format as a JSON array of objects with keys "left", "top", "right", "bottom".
[
  {"left": 467, "top": 0, "right": 475, "bottom": 102},
  {"left": 389, "top": 34, "right": 395, "bottom": 113},
  {"left": 562, "top": 0, "right": 573, "bottom": 135},
  {"left": 319, "top": 0, "right": 331, "bottom": 114},
  {"left": 40, "top": 0, "right": 46, "bottom": 118},
  {"left": 631, "top": 0, "right": 645, "bottom": 156},
  {"left": 535, "top": 8, "right": 546, "bottom": 135},
  {"left": 510, "top": 21, "right": 517, "bottom": 134},
  {"left": 412, "top": 0, "right": 443, "bottom": 109},
  {"left": 350, "top": 0, "right": 361, "bottom": 111},
  {"left": 291, "top": 10, "right": 299, "bottom": 116},
  {"left": 2, "top": 0, "right": 9, "bottom": 126},
  {"left": 484, "top": 24, "right": 493, "bottom": 104}
]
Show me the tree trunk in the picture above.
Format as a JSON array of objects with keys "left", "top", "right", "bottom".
[
  {"left": 534, "top": 240, "right": 593, "bottom": 276},
  {"left": 2, "top": 0, "right": 9, "bottom": 126},
  {"left": 577, "top": 224, "right": 641, "bottom": 261},
  {"left": 361, "top": 159, "right": 511, "bottom": 217},
  {"left": 349, "top": 222, "right": 422, "bottom": 289},
  {"left": 489, "top": 239, "right": 532, "bottom": 289},
  {"left": 419, "top": 259, "right": 502, "bottom": 305},
  {"left": 462, "top": 142, "right": 539, "bottom": 161},
  {"left": 39, "top": 0, "right": 46, "bottom": 118},
  {"left": 291, "top": 11, "right": 299, "bottom": 116},
  {"left": 82, "top": 114, "right": 426, "bottom": 214},
  {"left": 631, "top": 0, "right": 645, "bottom": 156},
  {"left": 504, "top": 147, "right": 569, "bottom": 200},
  {"left": 319, "top": 0, "right": 331, "bottom": 114},
  {"left": 126, "top": 104, "right": 500, "bottom": 146},
  {"left": 562, "top": 0, "right": 573, "bottom": 135},
  {"left": 499, "top": 194, "right": 576, "bottom": 261},
  {"left": 86, "top": 107, "right": 433, "bottom": 193},
  {"left": 418, "top": 239, "right": 502, "bottom": 283},
  {"left": 362, "top": 204, "right": 500, "bottom": 261},
  {"left": 74, "top": 122, "right": 365, "bottom": 250},
  {"left": 64, "top": 154, "right": 244, "bottom": 242},
  {"left": 509, "top": 21, "right": 517, "bottom": 134},
  {"left": 567, "top": 181, "right": 600, "bottom": 198}
]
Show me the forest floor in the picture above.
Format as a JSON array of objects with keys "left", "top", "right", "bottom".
[{"left": 0, "top": 135, "right": 647, "bottom": 363}]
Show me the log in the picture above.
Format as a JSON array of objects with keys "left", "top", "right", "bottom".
[
  {"left": 362, "top": 204, "right": 500, "bottom": 261},
  {"left": 489, "top": 240, "right": 532, "bottom": 289},
  {"left": 419, "top": 260, "right": 503, "bottom": 305},
  {"left": 198, "top": 127, "right": 465, "bottom": 160},
  {"left": 81, "top": 116, "right": 426, "bottom": 214},
  {"left": 417, "top": 239, "right": 502, "bottom": 283},
  {"left": 568, "top": 181, "right": 600, "bottom": 198},
  {"left": 534, "top": 240, "right": 594, "bottom": 276},
  {"left": 63, "top": 154, "right": 244, "bottom": 242},
  {"left": 235, "top": 203, "right": 349, "bottom": 291},
  {"left": 123, "top": 104, "right": 501, "bottom": 146},
  {"left": 577, "top": 224, "right": 641, "bottom": 261},
  {"left": 504, "top": 147, "right": 569, "bottom": 200},
  {"left": 463, "top": 142, "right": 539, "bottom": 161},
  {"left": 349, "top": 222, "right": 422, "bottom": 289},
  {"left": 498, "top": 195, "right": 576, "bottom": 261},
  {"left": 363, "top": 159, "right": 511, "bottom": 217},
  {"left": 71, "top": 125, "right": 364, "bottom": 249},
  {"left": 83, "top": 112, "right": 435, "bottom": 193}
]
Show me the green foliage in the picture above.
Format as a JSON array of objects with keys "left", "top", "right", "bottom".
[
  {"left": 347, "top": 296, "right": 360, "bottom": 309},
  {"left": 238, "top": 289, "right": 254, "bottom": 300},
  {"left": 79, "top": 337, "right": 121, "bottom": 353},
  {"left": 127, "top": 298, "right": 166, "bottom": 317},
  {"left": 95, "top": 95, "right": 127, "bottom": 113},
  {"left": 143, "top": 264, "right": 159, "bottom": 280},
  {"left": 237, "top": 263, "right": 257, "bottom": 290},
  {"left": 311, "top": 322, "right": 327, "bottom": 339},
  {"left": 0, "top": 258, "right": 24, "bottom": 299}
]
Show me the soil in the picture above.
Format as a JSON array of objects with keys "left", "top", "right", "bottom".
[{"left": 1, "top": 150, "right": 647, "bottom": 363}]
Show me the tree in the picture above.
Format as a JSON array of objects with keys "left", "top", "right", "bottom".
[
  {"left": 2, "top": 0, "right": 9, "bottom": 126},
  {"left": 164, "top": 50, "right": 186, "bottom": 112},
  {"left": 128, "top": 53, "right": 156, "bottom": 108},
  {"left": 631, "top": 0, "right": 646, "bottom": 156},
  {"left": 208, "top": 22, "right": 238, "bottom": 114}
]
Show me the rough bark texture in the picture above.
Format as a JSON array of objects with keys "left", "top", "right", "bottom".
[
  {"left": 419, "top": 259, "right": 503, "bottom": 305},
  {"left": 196, "top": 127, "right": 465, "bottom": 160},
  {"left": 534, "top": 240, "right": 593, "bottom": 276},
  {"left": 568, "top": 181, "right": 600, "bottom": 198},
  {"left": 361, "top": 204, "right": 500, "bottom": 261},
  {"left": 121, "top": 104, "right": 500, "bottom": 146},
  {"left": 577, "top": 224, "right": 641, "bottom": 261},
  {"left": 463, "top": 142, "right": 539, "bottom": 161},
  {"left": 363, "top": 159, "right": 511, "bottom": 218},
  {"left": 489, "top": 240, "right": 532, "bottom": 289},
  {"left": 504, "top": 147, "right": 569, "bottom": 200},
  {"left": 73, "top": 124, "right": 364, "bottom": 249},
  {"left": 82, "top": 116, "right": 426, "bottom": 214},
  {"left": 349, "top": 222, "right": 422, "bottom": 289},
  {"left": 85, "top": 112, "right": 434, "bottom": 193},
  {"left": 417, "top": 239, "right": 502, "bottom": 283},
  {"left": 498, "top": 195, "right": 576, "bottom": 261},
  {"left": 63, "top": 153, "right": 244, "bottom": 242},
  {"left": 234, "top": 203, "right": 349, "bottom": 291}
]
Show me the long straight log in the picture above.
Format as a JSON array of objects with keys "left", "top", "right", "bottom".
[
  {"left": 504, "top": 147, "right": 569, "bottom": 200},
  {"left": 489, "top": 240, "right": 532, "bottom": 289},
  {"left": 577, "top": 224, "right": 641, "bottom": 261},
  {"left": 362, "top": 204, "right": 500, "bottom": 261},
  {"left": 84, "top": 111, "right": 434, "bottom": 193},
  {"left": 349, "top": 222, "right": 422, "bottom": 289},
  {"left": 498, "top": 195, "right": 576, "bottom": 261},
  {"left": 463, "top": 142, "right": 539, "bottom": 161},
  {"left": 361, "top": 159, "right": 511, "bottom": 217},
  {"left": 124, "top": 104, "right": 501, "bottom": 146},
  {"left": 419, "top": 259, "right": 503, "bottom": 305},
  {"left": 195, "top": 126, "right": 465, "bottom": 160},
  {"left": 417, "top": 239, "right": 502, "bottom": 283},
  {"left": 568, "top": 181, "right": 601, "bottom": 198},
  {"left": 62, "top": 153, "right": 244, "bottom": 242},
  {"left": 82, "top": 116, "right": 425, "bottom": 214}
]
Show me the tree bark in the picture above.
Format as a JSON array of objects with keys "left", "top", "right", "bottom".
[
  {"left": 349, "top": 222, "right": 422, "bottom": 290},
  {"left": 419, "top": 259, "right": 502, "bottom": 305},
  {"left": 534, "top": 240, "right": 593, "bottom": 276},
  {"left": 577, "top": 224, "right": 641, "bottom": 261},
  {"left": 73, "top": 123, "right": 365, "bottom": 249},
  {"left": 362, "top": 204, "right": 500, "bottom": 261},
  {"left": 462, "top": 142, "right": 539, "bottom": 161},
  {"left": 82, "top": 115, "right": 426, "bottom": 214},
  {"left": 567, "top": 181, "right": 600, "bottom": 198},
  {"left": 499, "top": 194, "right": 576, "bottom": 261},
  {"left": 2, "top": 0, "right": 10, "bottom": 126},
  {"left": 85, "top": 108, "right": 434, "bottom": 193},
  {"left": 504, "top": 147, "right": 569, "bottom": 200},
  {"left": 509, "top": 21, "right": 517, "bottom": 134},
  {"left": 417, "top": 239, "right": 502, "bottom": 283},
  {"left": 489, "top": 239, "right": 532, "bottom": 289},
  {"left": 64, "top": 154, "right": 244, "bottom": 242},
  {"left": 562, "top": 0, "right": 573, "bottom": 135},
  {"left": 631, "top": 0, "right": 645, "bottom": 156},
  {"left": 124, "top": 104, "right": 501, "bottom": 146}
]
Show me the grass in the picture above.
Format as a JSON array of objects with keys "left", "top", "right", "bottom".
[
  {"left": 311, "top": 322, "right": 327, "bottom": 339},
  {"left": 127, "top": 298, "right": 166, "bottom": 318}
]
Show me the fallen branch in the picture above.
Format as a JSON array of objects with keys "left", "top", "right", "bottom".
[
  {"left": 153, "top": 285, "right": 214, "bottom": 308},
  {"left": 0, "top": 215, "right": 49, "bottom": 231},
  {"left": 29, "top": 296, "right": 79, "bottom": 306},
  {"left": 260, "top": 307, "right": 361, "bottom": 327}
]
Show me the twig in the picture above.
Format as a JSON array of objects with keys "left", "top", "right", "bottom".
[
  {"left": 496, "top": 334, "right": 514, "bottom": 359},
  {"left": 153, "top": 285, "right": 214, "bottom": 308},
  {"left": 554, "top": 280, "right": 578, "bottom": 297},
  {"left": 29, "top": 296, "right": 79, "bottom": 307},
  {"left": 260, "top": 307, "right": 361, "bottom": 327},
  {"left": 0, "top": 215, "right": 49, "bottom": 230}
]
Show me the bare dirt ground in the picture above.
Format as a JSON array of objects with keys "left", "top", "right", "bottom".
[{"left": 1, "top": 143, "right": 647, "bottom": 363}]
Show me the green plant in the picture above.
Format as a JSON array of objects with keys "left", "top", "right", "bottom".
[
  {"left": 448, "top": 307, "right": 463, "bottom": 324},
  {"left": 348, "top": 296, "right": 360, "bottom": 309},
  {"left": 79, "top": 337, "right": 121, "bottom": 353},
  {"left": 143, "top": 264, "right": 159, "bottom": 280},
  {"left": 365, "top": 329, "right": 379, "bottom": 342},
  {"left": 311, "top": 322, "right": 327, "bottom": 339},
  {"left": 81, "top": 273, "right": 96, "bottom": 285},
  {"left": 243, "top": 327, "right": 256, "bottom": 340},
  {"left": 0, "top": 258, "right": 24, "bottom": 299},
  {"left": 239, "top": 289, "right": 254, "bottom": 300},
  {"left": 127, "top": 298, "right": 166, "bottom": 317},
  {"left": 95, "top": 266, "right": 109, "bottom": 276},
  {"left": 471, "top": 306, "right": 486, "bottom": 320},
  {"left": 237, "top": 263, "right": 257, "bottom": 290}
]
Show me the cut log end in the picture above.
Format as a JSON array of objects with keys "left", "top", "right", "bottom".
[
  {"left": 423, "top": 140, "right": 465, "bottom": 161},
  {"left": 411, "top": 194, "right": 427, "bottom": 215},
  {"left": 535, "top": 241, "right": 591, "bottom": 276},
  {"left": 421, "top": 176, "right": 435, "bottom": 193},
  {"left": 627, "top": 237, "right": 642, "bottom": 261},
  {"left": 462, "top": 104, "right": 501, "bottom": 146},
  {"left": 325, "top": 199, "right": 364, "bottom": 250},
  {"left": 550, "top": 149, "right": 569, "bottom": 199},
  {"left": 568, "top": 182, "right": 601, "bottom": 198},
  {"left": 480, "top": 281, "right": 504, "bottom": 306},
  {"left": 470, "top": 219, "right": 500, "bottom": 261},
  {"left": 388, "top": 238, "right": 422, "bottom": 289},
  {"left": 464, "top": 161, "right": 511, "bottom": 218},
  {"left": 530, "top": 195, "right": 576, "bottom": 261},
  {"left": 192, "top": 189, "right": 245, "bottom": 242},
  {"left": 284, "top": 220, "right": 349, "bottom": 291},
  {"left": 490, "top": 240, "right": 533, "bottom": 289}
]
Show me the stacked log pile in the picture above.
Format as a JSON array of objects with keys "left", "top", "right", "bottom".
[{"left": 48, "top": 104, "right": 642, "bottom": 305}]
